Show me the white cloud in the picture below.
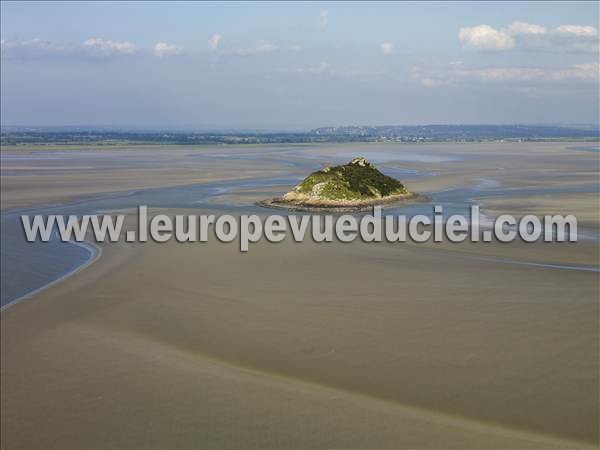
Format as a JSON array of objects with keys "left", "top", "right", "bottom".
[
  {"left": 507, "top": 21, "right": 547, "bottom": 36},
  {"left": 208, "top": 33, "right": 223, "bottom": 52},
  {"left": 319, "top": 9, "right": 329, "bottom": 28},
  {"left": 208, "top": 33, "right": 277, "bottom": 56},
  {"left": 153, "top": 42, "right": 179, "bottom": 58},
  {"left": 82, "top": 38, "right": 138, "bottom": 56},
  {"left": 381, "top": 42, "right": 394, "bottom": 55},
  {"left": 557, "top": 25, "right": 598, "bottom": 37},
  {"left": 462, "top": 63, "right": 599, "bottom": 82},
  {"left": 413, "top": 62, "right": 599, "bottom": 86},
  {"left": 459, "top": 25, "right": 515, "bottom": 50},
  {"left": 1, "top": 37, "right": 139, "bottom": 59},
  {"left": 290, "top": 44, "right": 303, "bottom": 52},
  {"left": 1, "top": 38, "right": 53, "bottom": 50},
  {"left": 1, "top": 38, "right": 62, "bottom": 60},
  {"left": 561, "top": 63, "right": 600, "bottom": 81},
  {"left": 459, "top": 22, "right": 599, "bottom": 53}
]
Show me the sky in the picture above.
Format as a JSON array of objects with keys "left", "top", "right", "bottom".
[{"left": 1, "top": 1, "right": 599, "bottom": 130}]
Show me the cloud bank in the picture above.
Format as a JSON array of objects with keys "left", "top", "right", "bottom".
[
  {"left": 153, "top": 42, "right": 180, "bottom": 58},
  {"left": 459, "top": 25, "right": 515, "bottom": 50},
  {"left": 1, "top": 37, "right": 139, "bottom": 59},
  {"left": 459, "top": 21, "right": 598, "bottom": 52},
  {"left": 414, "top": 61, "right": 599, "bottom": 87},
  {"left": 82, "top": 38, "right": 137, "bottom": 56}
]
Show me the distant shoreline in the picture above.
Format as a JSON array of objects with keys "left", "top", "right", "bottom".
[
  {"left": 2, "top": 138, "right": 599, "bottom": 148},
  {"left": 2, "top": 124, "right": 599, "bottom": 147}
]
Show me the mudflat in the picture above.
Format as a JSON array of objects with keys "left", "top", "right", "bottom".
[{"left": 1, "top": 142, "right": 598, "bottom": 448}]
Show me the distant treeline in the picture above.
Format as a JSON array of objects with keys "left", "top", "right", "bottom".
[
  {"left": 311, "top": 124, "right": 600, "bottom": 139},
  {"left": 1, "top": 125, "right": 598, "bottom": 146}
]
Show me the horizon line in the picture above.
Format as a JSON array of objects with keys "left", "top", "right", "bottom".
[{"left": 2, "top": 123, "right": 599, "bottom": 133}]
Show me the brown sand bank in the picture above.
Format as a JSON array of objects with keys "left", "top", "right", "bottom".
[
  {"left": 1, "top": 211, "right": 598, "bottom": 448},
  {"left": 0, "top": 145, "right": 294, "bottom": 210},
  {"left": 2, "top": 141, "right": 599, "bottom": 448}
]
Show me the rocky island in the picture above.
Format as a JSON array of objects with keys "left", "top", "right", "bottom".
[{"left": 260, "top": 156, "right": 425, "bottom": 212}]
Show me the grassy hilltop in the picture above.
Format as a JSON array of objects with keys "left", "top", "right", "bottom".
[{"left": 284, "top": 157, "right": 408, "bottom": 202}]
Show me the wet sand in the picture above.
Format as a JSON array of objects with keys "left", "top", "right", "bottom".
[
  {"left": 0, "top": 145, "right": 297, "bottom": 211},
  {"left": 2, "top": 222, "right": 598, "bottom": 448},
  {"left": 1, "top": 142, "right": 599, "bottom": 448}
]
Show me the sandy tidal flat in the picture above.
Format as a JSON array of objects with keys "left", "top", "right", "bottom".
[{"left": 1, "top": 142, "right": 599, "bottom": 448}]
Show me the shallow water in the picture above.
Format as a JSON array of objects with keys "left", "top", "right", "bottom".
[
  {"left": 568, "top": 145, "right": 600, "bottom": 153},
  {"left": 1, "top": 143, "right": 598, "bottom": 308},
  {"left": 327, "top": 150, "right": 462, "bottom": 163}
]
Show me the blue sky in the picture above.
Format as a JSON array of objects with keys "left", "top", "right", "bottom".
[{"left": 1, "top": 1, "right": 598, "bottom": 129}]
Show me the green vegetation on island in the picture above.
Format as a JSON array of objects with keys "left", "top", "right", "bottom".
[
  {"left": 286, "top": 157, "right": 407, "bottom": 201},
  {"left": 260, "top": 157, "right": 423, "bottom": 212}
]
